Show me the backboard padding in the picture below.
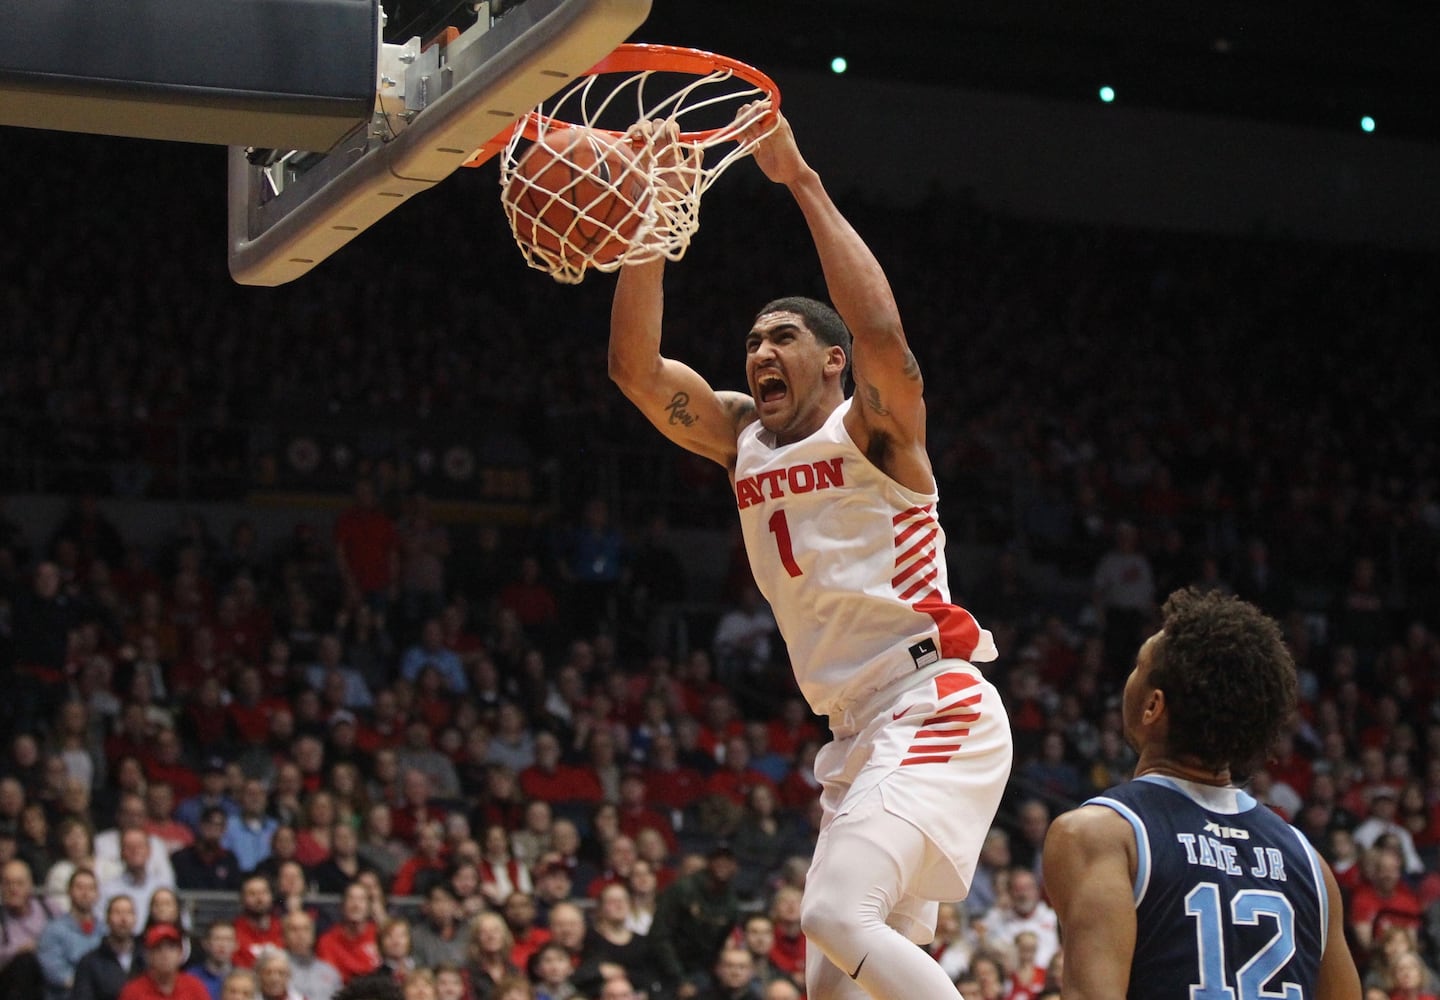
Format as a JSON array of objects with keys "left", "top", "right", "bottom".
[
  {"left": 227, "top": 0, "right": 651, "bottom": 286},
  {"left": 0, "top": 0, "right": 376, "bottom": 151}
]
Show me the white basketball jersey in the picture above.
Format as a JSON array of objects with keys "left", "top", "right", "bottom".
[{"left": 733, "top": 398, "right": 997, "bottom": 717}]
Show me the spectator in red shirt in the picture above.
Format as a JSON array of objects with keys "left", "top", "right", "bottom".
[
  {"left": 518, "top": 733, "right": 603, "bottom": 806},
  {"left": 392, "top": 821, "right": 449, "bottom": 897},
  {"left": 315, "top": 882, "right": 381, "bottom": 984},
  {"left": 1349, "top": 847, "right": 1423, "bottom": 961},
  {"left": 500, "top": 891, "right": 550, "bottom": 973},
  {"left": 390, "top": 770, "right": 447, "bottom": 847},
  {"left": 142, "top": 783, "right": 194, "bottom": 856},
  {"left": 498, "top": 555, "right": 560, "bottom": 631},
  {"left": 696, "top": 694, "right": 746, "bottom": 762},
  {"left": 632, "top": 829, "right": 677, "bottom": 892},
  {"left": 357, "top": 691, "right": 409, "bottom": 756},
  {"left": 225, "top": 668, "right": 277, "bottom": 747},
  {"left": 616, "top": 773, "right": 677, "bottom": 853},
  {"left": 118, "top": 924, "right": 209, "bottom": 1000},
  {"left": 1005, "top": 930, "right": 1048, "bottom": 1000},
  {"left": 766, "top": 700, "right": 823, "bottom": 766},
  {"left": 704, "top": 736, "right": 777, "bottom": 807},
  {"left": 232, "top": 875, "right": 284, "bottom": 968},
  {"left": 673, "top": 650, "right": 726, "bottom": 722},
  {"left": 585, "top": 835, "right": 638, "bottom": 900},
  {"left": 777, "top": 740, "right": 822, "bottom": 813},
  {"left": 766, "top": 886, "right": 806, "bottom": 983},
  {"left": 1267, "top": 731, "right": 1314, "bottom": 801},
  {"left": 334, "top": 479, "right": 399, "bottom": 612},
  {"left": 643, "top": 733, "right": 706, "bottom": 812},
  {"left": 144, "top": 730, "right": 198, "bottom": 802}
]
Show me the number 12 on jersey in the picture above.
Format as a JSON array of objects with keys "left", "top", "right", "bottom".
[{"left": 1185, "top": 883, "right": 1302, "bottom": 1000}]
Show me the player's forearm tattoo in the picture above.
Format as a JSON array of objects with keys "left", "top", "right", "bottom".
[{"left": 665, "top": 392, "right": 698, "bottom": 427}]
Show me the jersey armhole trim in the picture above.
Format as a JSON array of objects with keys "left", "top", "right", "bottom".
[
  {"left": 1287, "top": 823, "right": 1329, "bottom": 953},
  {"left": 1088, "top": 795, "right": 1151, "bottom": 906}
]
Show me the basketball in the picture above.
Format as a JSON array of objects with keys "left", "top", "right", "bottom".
[{"left": 504, "top": 126, "right": 652, "bottom": 273}]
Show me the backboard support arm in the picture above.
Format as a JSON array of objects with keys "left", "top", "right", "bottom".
[{"left": 228, "top": 0, "right": 651, "bottom": 286}]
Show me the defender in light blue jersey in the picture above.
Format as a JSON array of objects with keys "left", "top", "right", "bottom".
[{"left": 1043, "top": 588, "right": 1359, "bottom": 1000}]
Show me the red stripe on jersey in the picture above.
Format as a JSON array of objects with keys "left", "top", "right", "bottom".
[
  {"left": 928, "top": 692, "right": 983, "bottom": 713},
  {"left": 924, "top": 696, "right": 982, "bottom": 717},
  {"left": 894, "top": 527, "right": 938, "bottom": 568},
  {"left": 897, "top": 566, "right": 940, "bottom": 601},
  {"left": 913, "top": 596, "right": 983, "bottom": 661},
  {"left": 892, "top": 504, "right": 933, "bottom": 526},
  {"left": 915, "top": 727, "right": 972, "bottom": 739},
  {"left": 936, "top": 672, "right": 980, "bottom": 699},
  {"left": 892, "top": 555, "right": 929, "bottom": 590},
  {"left": 921, "top": 712, "right": 980, "bottom": 728},
  {"left": 900, "top": 755, "right": 954, "bottom": 766},
  {"left": 894, "top": 517, "right": 935, "bottom": 551}
]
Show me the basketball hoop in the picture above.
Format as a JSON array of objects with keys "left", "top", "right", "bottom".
[{"left": 487, "top": 43, "right": 782, "bottom": 283}]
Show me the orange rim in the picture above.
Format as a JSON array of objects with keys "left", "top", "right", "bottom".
[
  {"left": 520, "top": 42, "right": 781, "bottom": 143},
  {"left": 464, "top": 43, "right": 780, "bottom": 167}
]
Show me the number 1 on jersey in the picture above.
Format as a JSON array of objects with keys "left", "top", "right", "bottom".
[{"left": 768, "top": 509, "right": 803, "bottom": 578}]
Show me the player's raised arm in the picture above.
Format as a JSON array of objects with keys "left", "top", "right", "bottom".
[
  {"left": 742, "top": 110, "right": 924, "bottom": 445},
  {"left": 609, "top": 256, "right": 754, "bottom": 470}
]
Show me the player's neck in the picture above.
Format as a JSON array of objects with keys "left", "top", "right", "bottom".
[
  {"left": 771, "top": 393, "right": 841, "bottom": 446},
  {"left": 1134, "top": 753, "right": 1232, "bottom": 787}
]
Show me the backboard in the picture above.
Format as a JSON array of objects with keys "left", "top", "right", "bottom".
[
  {"left": 228, "top": 0, "right": 651, "bottom": 286},
  {"left": 0, "top": 0, "right": 378, "bottom": 151}
]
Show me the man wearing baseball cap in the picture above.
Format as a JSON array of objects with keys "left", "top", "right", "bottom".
[{"left": 117, "top": 925, "right": 209, "bottom": 1000}]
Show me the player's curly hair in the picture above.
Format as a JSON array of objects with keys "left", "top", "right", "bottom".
[
  {"left": 755, "top": 296, "right": 853, "bottom": 391},
  {"left": 1148, "top": 587, "right": 1296, "bottom": 778}
]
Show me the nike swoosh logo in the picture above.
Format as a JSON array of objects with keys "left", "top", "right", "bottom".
[
  {"left": 849, "top": 954, "right": 868, "bottom": 980},
  {"left": 892, "top": 706, "right": 912, "bottom": 720}
]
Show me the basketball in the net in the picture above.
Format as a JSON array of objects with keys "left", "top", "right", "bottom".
[{"left": 505, "top": 126, "right": 652, "bottom": 272}]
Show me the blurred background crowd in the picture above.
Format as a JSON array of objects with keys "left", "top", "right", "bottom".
[{"left": 0, "top": 114, "right": 1437, "bottom": 1000}]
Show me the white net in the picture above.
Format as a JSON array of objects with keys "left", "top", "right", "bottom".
[{"left": 499, "top": 46, "right": 779, "bottom": 284}]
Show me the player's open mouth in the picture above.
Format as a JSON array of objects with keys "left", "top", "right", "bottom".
[{"left": 758, "top": 373, "right": 787, "bottom": 403}]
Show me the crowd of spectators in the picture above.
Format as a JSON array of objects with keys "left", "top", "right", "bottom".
[{"left": 0, "top": 121, "right": 1437, "bottom": 1000}]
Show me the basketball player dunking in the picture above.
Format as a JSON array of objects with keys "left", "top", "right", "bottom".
[{"left": 609, "top": 108, "right": 1013, "bottom": 1000}]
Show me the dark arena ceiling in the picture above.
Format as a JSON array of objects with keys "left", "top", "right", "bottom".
[{"left": 627, "top": 0, "right": 1439, "bottom": 142}]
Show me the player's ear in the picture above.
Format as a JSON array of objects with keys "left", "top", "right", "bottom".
[
  {"left": 1141, "top": 688, "right": 1166, "bottom": 726},
  {"left": 824, "top": 345, "right": 847, "bottom": 377}
]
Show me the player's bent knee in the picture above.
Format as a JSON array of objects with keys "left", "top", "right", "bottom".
[{"left": 801, "top": 888, "right": 867, "bottom": 964}]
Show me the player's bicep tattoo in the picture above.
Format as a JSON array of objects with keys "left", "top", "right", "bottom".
[
  {"left": 902, "top": 349, "right": 921, "bottom": 381},
  {"left": 727, "top": 396, "right": 757, "bottom": 423},
  {"left": 664, "top": 391, "right": 698, "bottom": 427}
]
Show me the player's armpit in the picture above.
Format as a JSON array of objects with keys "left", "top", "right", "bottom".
[{"left": 1042, "top": 805, "right": 1137, "bottom": 1000}]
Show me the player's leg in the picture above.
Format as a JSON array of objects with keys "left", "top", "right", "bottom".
[
  {"left": 806, "top": 937, "right": 869, "bottom": 1000},
  {"left": 801, "top": 797, "right": 961, "bottom": 1000},
  {"left": 804, "top": 738, "right": 870, "bottom": 1000},
  {"left": 805, "top": 893, "right": 940, "bottom": 1000}
]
